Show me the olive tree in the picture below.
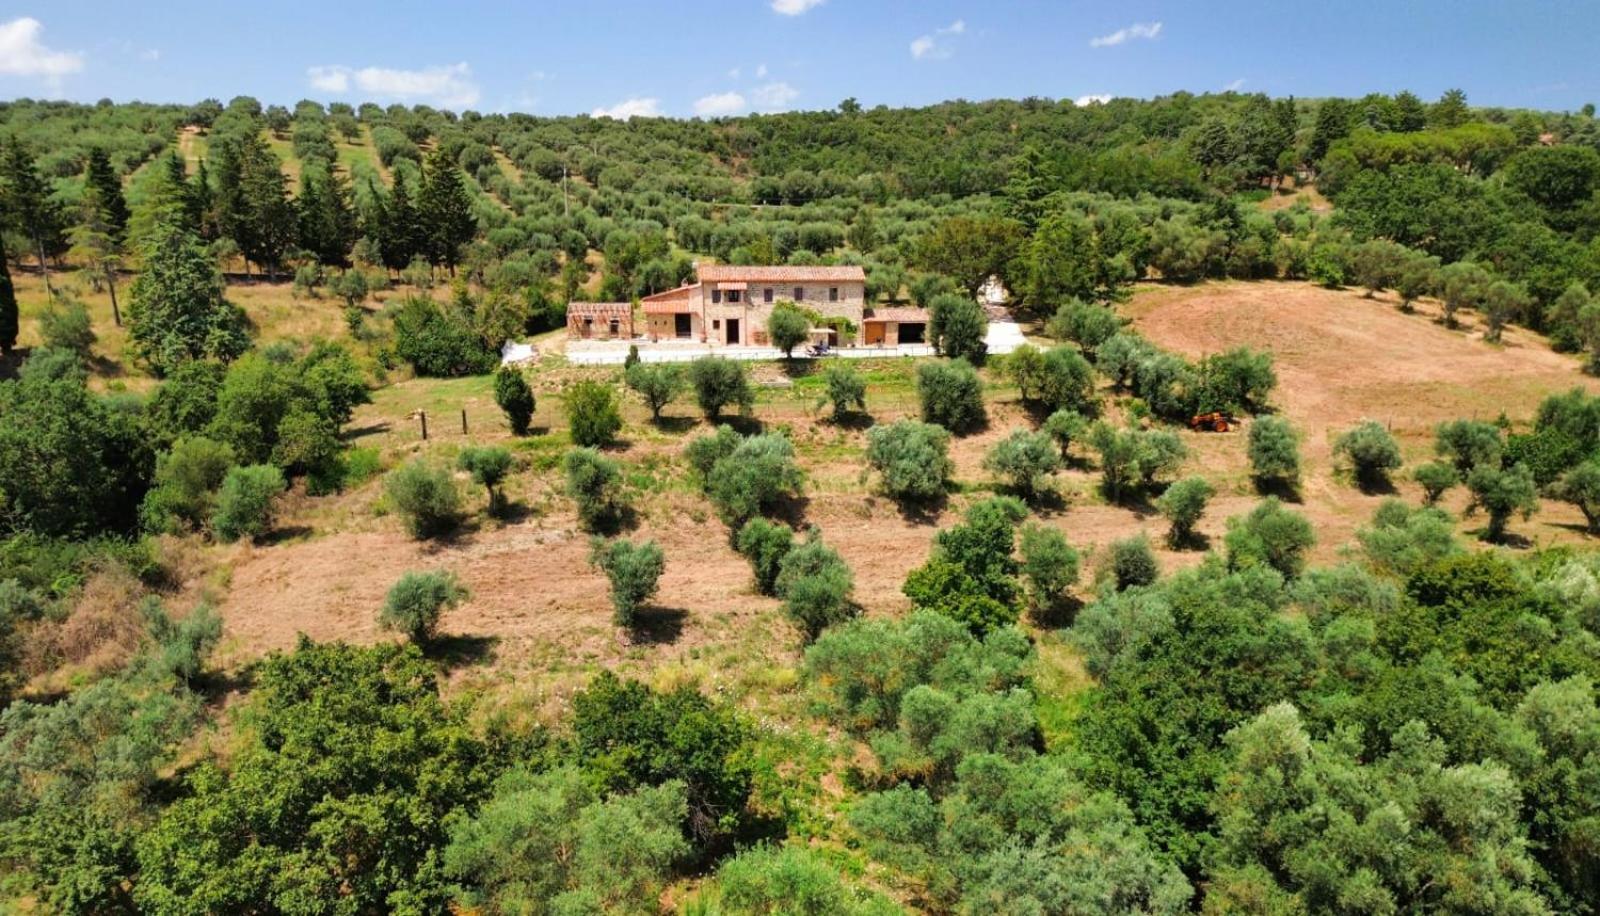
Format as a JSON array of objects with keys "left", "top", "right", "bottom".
[
  {"left": 767, "top": 302, "right": 811, "bottom": 358},
  {"left": 820, "top": 362, "right": 867, "bottom": 420},
  {"left": 1466, "top": 463, "right": 1537, "bottom": 542},
  {"left": 1552, "top": 460, "right": 1600, "bottom": 534},
  {"left": 865, "top": 420, "right": 953, "bottom": 504},
  {"left": 983, "top": 429, "right": 1061, "bottom": 502},
  {"left": 1224, "top": 498, "right": 1315, "bottom": 578},
  {"left": 384, "top": 459, "right": 461, "bottom": 539},
  {"left": 563, "top": 447, "right": 627, "bottom": 533},
  {"left": 688, "top": 356, "right": 755, "bottom": 420},
  {"left": 1412, "top": 461, "right": 1459, "bottom": 505},
  {"left": 457, "top": 446, "right": 513, "bottom": 515},
  {"left": 1247, "top": 416, "right": 1301, "bottom": 494},
  {"left": 1333, "top": 420, "right": 1403, "bottom": 491},
  {"left": 1156, "top": 476, "right": 1215, "bottom": 548},
  {"left": 625, "top": 362, "right": 684, "bottom": 421},
  {"left": 590, "top": 537, "right": 665, "bottom": 628},
  {"left": 379, "top": 570, "right": 466, "bottom": 644},
  {"left": 565, "top": 380, "right": 622, "bottom": 447},
  {"left": 917, "top": 359, "right": 986, "bottom": 433}
]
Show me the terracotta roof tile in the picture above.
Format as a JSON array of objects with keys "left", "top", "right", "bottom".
[
  {"left": 566, "top": 302, "right": 633, "bottom": 318},
  {"left": 865, "top": 307, "right": 931, "bottom": 322},
  {"left": 696, "top": 264, "right": 866, "bottom": 283},
  {"left": 641, "top": 284, "right": 695, "bottom": 302}
]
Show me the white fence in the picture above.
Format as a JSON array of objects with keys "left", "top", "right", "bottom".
[{"left": 551, "top": 321, "right": 1024, "bottom": 367}]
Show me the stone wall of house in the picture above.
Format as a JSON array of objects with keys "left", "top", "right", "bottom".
[{"left": 703, "top": 282, "right": 866, "bottom": 345}]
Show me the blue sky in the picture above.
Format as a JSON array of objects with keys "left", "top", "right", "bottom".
[{"left": 2, "top": 1, "right": 1596, "bottom": 116}]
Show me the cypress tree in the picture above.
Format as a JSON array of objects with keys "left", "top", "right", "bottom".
[
  {"left": 418, "top": 148, "right": 475, "bottom": 274},
  {"left": 84, "top": 148, "right": 130, "bottom": 239},
  {"left": 380, "top": 171, "right": 420, "bottom": 273},
  {"left": 0, "top": 233, "right": 17, "bottom": 353}
]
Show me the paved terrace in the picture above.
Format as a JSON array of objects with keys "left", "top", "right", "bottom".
[{"left": 556, "top": 320, "right": 1026, "bottom": 366}]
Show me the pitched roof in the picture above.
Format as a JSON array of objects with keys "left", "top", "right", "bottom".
[
  {"left": 641, "top": 284, "right": 695, "bottom": 303},
  {"left": 865, "top": 307, "right": 931, "bottom": 323},
  {"left": 696, "top": 264, "right": 866, "bottom": 283},
  {"left": 566, "top": 302, "right": 633, "bottom": 318}
]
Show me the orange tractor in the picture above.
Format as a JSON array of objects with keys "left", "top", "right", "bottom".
[{"left": 1189, "top": 411, "right": 1237, "bottom": 432}]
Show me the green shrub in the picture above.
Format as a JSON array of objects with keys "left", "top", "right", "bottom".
[
  {"left": 983, "top": 428, "right": 1060, "bottom": 501},
  {"left": 902, "top": 497, "right": 1027, "bottom": 634},
  {"left": 140, "top": 436, "right": 237, "bottom": 534},
  {"left": 38, "top": 297, "right": 96, "bottom": 356},
  {"left": 1357, "top": 499, "right": 1459, "bottom": 576},
  {"left": 457, "top": 446, "right": 513, "bottom": 515},
  {"left": 565, "top": 380, "right": 622, "bottom": 447},
  {"left": 624, "top": 362, "right": 684, "bottom": 421},
  {"left": 1102, "top": 534, "right": 1159, "bottom": 590},
  {"left": 865, "top": 420, "right": 952, "bottom": 504},
  {"left": 391, "top": 296, "right": 496, "bottom": 377},
  {"left": 713, "top": 845, "right": 900, "bottom": 916},
  {"left": 1334, "top": 420, "right": 1403, "bottom": 490},
  {"left": 775, "top": 532, "right": 856, "bottom": 640},
  {"left": 1157, "top": 476, "right": 1214, "bottom": 547},
  {"left": 1018, "top": 522, "right": 1080, "bottom": 616},
  {"left": 211, "top": 464, "right": 287, "bottom": 543},
  {"left": 1247, "top": 416, "right": 1301, "bottom": 491},
  {"left": 384, "top": 459, "right": 461, "bottom": 539},
  {"left": 563, "top": 447, "right": 627, "bottom": 533},
  {"left": 917, "top": 358, "right": 986, "bottom": 433},
  {"left": 1411, "top": 461, "right": 1459, "bottom": 505},
  {"left": 688, "top": 357, "right": 754, "bottom": 420},
  {"left": 821, "top": 363, "right": 867, "bottom": 420},
  {"left": 734, "top": 518, "right": 794, "bottom": 596},
  {"left": 591, "top": 538, "right": 665, "bottom": 628},
  {"left": 1195, "top": 347, "right": 1276, "bottom": 413},
  {"left": 493, "top": 367, "right": 535, "bottom": 435},
  {"left": 1225, "top": 498, "right": 1315, "bottom": 578},
  {"left": 380, "top": 570, "right": 466, "bottom": 644}
]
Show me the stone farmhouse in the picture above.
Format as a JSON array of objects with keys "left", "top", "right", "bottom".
[{"left": 564, "top": 264, "right": 930, "bottom": 349}]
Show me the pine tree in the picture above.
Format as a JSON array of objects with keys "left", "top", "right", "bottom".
[
  {"left": 67, "top": 185, "right": 125, "bottom": 325},
  {"left": 1, "top": 141, "right": 65, "bottom": 295},
  {"left": 128, "top": 221, "right": 249, "bottom": 372},
  {"left": 418, "top": 148, "right": 475, "bottom": 274},
  {"left": 84, "top": 148, "right": 130, "bottom": 240},
  {"left": 0, "top": 233, "right": 17, "bottom": 353}
]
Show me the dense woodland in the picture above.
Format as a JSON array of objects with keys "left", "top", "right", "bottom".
[{"left": 1, "top": 89, "right": 1600, "bottom": 913}]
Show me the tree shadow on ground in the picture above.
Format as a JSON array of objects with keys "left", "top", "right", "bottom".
[
  {"left": 258, "top": 524, "right": 314, "bottom": 546},
  {"left": 630, "top": 606, "right": 687, "bottom": 645},
  {"left": 1353, "top": 474, "right": 1399, "bottom": 497},
  {"left": 768, "top": 493, "right": 813, "bottom": 531},
  {"left": 829, "top": 410, "right": 876, "bottom": 432},
  {"left": 652, "top": 415, "right": 700, "bottom": 435},
  {"left": 426, "top": 634, "right": 500, "bottom": 668},
  {"left": 889, "top": 491, "right": 948, "bottom": 526},
  {"left": 1253, "top": 477, "right": 1303, "bottom": 503},
  {"left": 1029, "top": 596, "right": 1084, "bottom": 629},
  {"left": 721, "top": 414, "right": 765, "bottom": 436}
]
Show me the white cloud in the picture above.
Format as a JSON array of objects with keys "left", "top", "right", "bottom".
[
  {"left": 756, "top": 63, "right": 769, "bottom": 78},
  {"left": 694, "top": 91, "right": 747, "bottom": 117},
  {"left": 751, "top": 81, "right": 799, "bottom": 111},
  {"left": 592, "top": 97, "right": 662, "bottom": 119},
  {"left": 1089, "top": 21, "right": 1162, "bottom": 48},
  {"left": 1075, "top": 94, "right": 1112, "bottom": 106},
  {"left": 306, "top": 62, "right": 481, "bottom": 107},
  {"left": 1222, "top": 78, "right": 1246, "bottom": 92},
  {"left": 0, "top": 17, "right": 84, "bottom": 81},
  {"left": 911, "top": 19, "right": 966, "bottom": 60},
  {"left": 307, "top": 65, "right": 349, "bottom": 92},
  {"left": 139, "top": 48, "right": 160, "bottom": 62},
  {"left": 771, "top": 0, "right": 824, "bottom": 15},
  {"left": 727, "top": 67, "right": 741, "bottom": 79}
]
